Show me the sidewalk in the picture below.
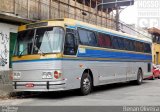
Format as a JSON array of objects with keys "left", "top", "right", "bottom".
[{"left": 0, "top": 70, "right": 13, "bottom": 98}]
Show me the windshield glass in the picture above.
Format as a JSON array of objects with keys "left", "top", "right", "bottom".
[{"left": 14, "top": 27, "right": 64, "bottom": 56}]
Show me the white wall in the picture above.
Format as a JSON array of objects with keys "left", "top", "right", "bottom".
[{"left": 0, "top": 23, "right": 18, "bottom": 71}]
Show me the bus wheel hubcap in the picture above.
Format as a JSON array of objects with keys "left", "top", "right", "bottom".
[
  {"left": 83, "top": 78, "right": 91, "bottom": 91},
  {"left": 139, "top": 72, "right": 142, "bottom": 82}
]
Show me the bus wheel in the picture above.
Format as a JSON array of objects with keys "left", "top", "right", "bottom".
[
  {"left": 80, "top": 72, "right": 92, "bottom": 95},
  {"left": 135, "top": 69, "right": 143, "bottom": 85}
]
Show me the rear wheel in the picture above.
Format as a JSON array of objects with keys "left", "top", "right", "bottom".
[
  {"left": 80, "top": 72, "right": 92, "bottom": 95},
  {"left": 135, "top": 69, "right": 143, "bottom": 85}
]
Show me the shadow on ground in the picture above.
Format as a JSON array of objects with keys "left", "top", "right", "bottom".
[{"left": 11, "top": 80, "right": 150, "bottom": 99}]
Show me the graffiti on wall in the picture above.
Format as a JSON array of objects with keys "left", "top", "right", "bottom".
[{"left": 0, "top": 32, "right": 9, "bottom": 67}]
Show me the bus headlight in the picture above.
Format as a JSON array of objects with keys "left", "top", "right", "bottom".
[
  {"left": 42, "top": 72, "right": 53, "bottom": 79},
  {"left": 13, "top": 72, "right": 21, "bottom": 80}
]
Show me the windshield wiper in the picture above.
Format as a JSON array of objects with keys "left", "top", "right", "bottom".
[{"left": 18, "top": 47, "right": 28, "bottom": 57}]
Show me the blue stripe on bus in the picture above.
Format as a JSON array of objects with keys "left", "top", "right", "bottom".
[
  {"left": 77, "top": 49, "right": 152, "bottom": 61},
  {"left": 66, "top": 25, "right": 76, "bottom": 29},
  {"left": 12, "top": 49, "right": 152, "bottom": 63},
  {"left": 75, "top": 25, "right": 151, "bottom": 44}
]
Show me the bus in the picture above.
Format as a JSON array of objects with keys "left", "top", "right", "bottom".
[{"left": 12, "top": 18, "right": 152, "bottom": 95}]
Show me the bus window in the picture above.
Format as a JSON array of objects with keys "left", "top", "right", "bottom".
[
  {"left": 104, "top": 34, "right": 112, "bottom": 48},
  {"left": 124, "top": 39, "right": 129, "bottom": 50},
  {"left": 112, "top": 37, "right": 119, "bottom": 49},
  {"left": 134, "top": 41, "right": 139, "bottom": 52},
  {"left": 97, "top": 33, "right": 104, "bottom": 47},
  {"left": 33, "top": 27, "right": 64, "bottom": 54},
  {"left": 117, "top": 38, "right": 125, "bottom": 50},
  {"left": 140, "top": 42, "right": 144, "bottom": 52},
  {"left": 78, "top": 29, "right": 97, "bottom": 46},
  {"left": 97, "top": 33, "right": 111, "bottom": 48},
  {"left": 16, "top": 29, "right": 34, "bottom": 56},
  {"left": 64, "top": 33, "right": 77, "bottom": 55},
  {"left": 128, "top": 40, "right": 134, "bottom": 51},
  {"left": 144, "top": 43, "right": 151, "bottom": 53}
]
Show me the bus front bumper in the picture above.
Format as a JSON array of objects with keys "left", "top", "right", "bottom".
[{"left": 12, "top": 80, "right": 66, "bottom": 92}]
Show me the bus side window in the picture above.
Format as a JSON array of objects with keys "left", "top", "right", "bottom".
[
  {"left": 129, "top": 40, "right": 134, "bottom": 51},
  {"left": 112, "top": 36, "right": 119, "bottom": 49},
  {"left": 118, "top": 38, "right": 125, "bottom": 50},
  {"left": 64, "top": 33, "right": 76, "bottom": 55},
  {"left": 144, "top": 43, "right": 151, "bottom": 53},
  {"left": 78, "top": 29, "right": 97, "bottom": 46},
  {"left": 104, "top": 34, "right": 112, "bottom": 48},
  {"left": 134, "top": 41, "right": 139, "bottom": 52}
]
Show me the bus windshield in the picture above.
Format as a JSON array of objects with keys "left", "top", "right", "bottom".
[{"left": 14, "top": 27, "right": 64, "bottom": 56}]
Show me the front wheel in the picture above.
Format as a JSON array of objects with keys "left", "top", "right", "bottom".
[
  {"left": 135, "top": 69, "right": 143, "bottom": 85},
  {"left": 80, "top": 73, "right": 93, "bottom": 95}
]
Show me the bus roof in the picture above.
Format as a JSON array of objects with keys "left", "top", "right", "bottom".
[{"left": 18, "top": 18, "right": 152, "bottom": 43}]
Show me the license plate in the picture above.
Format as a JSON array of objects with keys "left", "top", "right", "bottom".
[{"left": 25, "top": 83, "right": 34, "bottom": 88}]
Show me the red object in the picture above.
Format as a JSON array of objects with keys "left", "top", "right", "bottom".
[
  {"left": 54, "top": 71, "right": 61, "bottom": 79},
  {"left": 147, "top": 65, "right": 160, "bottom": 80},
  {"left": 10, "top": 73, "right": 13, "bottom": 80},
  {"left": 25, "top": 83, "right": 34, "bottom": 88}
]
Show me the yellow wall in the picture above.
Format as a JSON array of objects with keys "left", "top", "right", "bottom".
[{"left": 152, "top": 43, "right": 160, "bottom": 64}]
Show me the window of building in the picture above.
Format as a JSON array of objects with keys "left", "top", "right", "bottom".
[{"left": 157, "top": 36, "right": 160, "bottom": 44}]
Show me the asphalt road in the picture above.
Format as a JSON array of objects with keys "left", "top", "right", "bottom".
[{"left": 1, "top": 79, "right": 160, "bottom": 106}]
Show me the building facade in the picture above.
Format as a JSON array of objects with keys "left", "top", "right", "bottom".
[
  {"left": 0, "top": 23, "right": 18, "bottom": 70},
  {"left": 148, "top": 28, "right": 160, "bottom": 65}
]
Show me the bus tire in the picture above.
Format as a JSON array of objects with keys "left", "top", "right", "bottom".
[
  {"left": 135, "top": 69, "right": 143, "bottom": 85},
  {"left": 80, "top": 72, "right": 93, "bottom": 95}
]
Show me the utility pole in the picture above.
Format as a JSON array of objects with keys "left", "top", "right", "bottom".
[
  {"left": 97, "top": 0, "right": 134, "bottom": 31},
  {"left": 116, "top": 7, "right": 119, "bottom": 31}
]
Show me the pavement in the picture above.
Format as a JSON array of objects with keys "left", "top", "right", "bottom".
[
  {"left": 0, "top": 70, "right": 13, "bottom": 97},
  {"left": 0, "top": 79, "right": 160, "bottom": 106}
]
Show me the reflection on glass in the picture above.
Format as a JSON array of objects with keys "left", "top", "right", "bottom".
[{"left": 14, "top": 27, "right": 64, "bottom": 56}]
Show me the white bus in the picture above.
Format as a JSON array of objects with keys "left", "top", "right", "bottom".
[{"left": 12, "top": 18, "right": 152, "bottom": 95}]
